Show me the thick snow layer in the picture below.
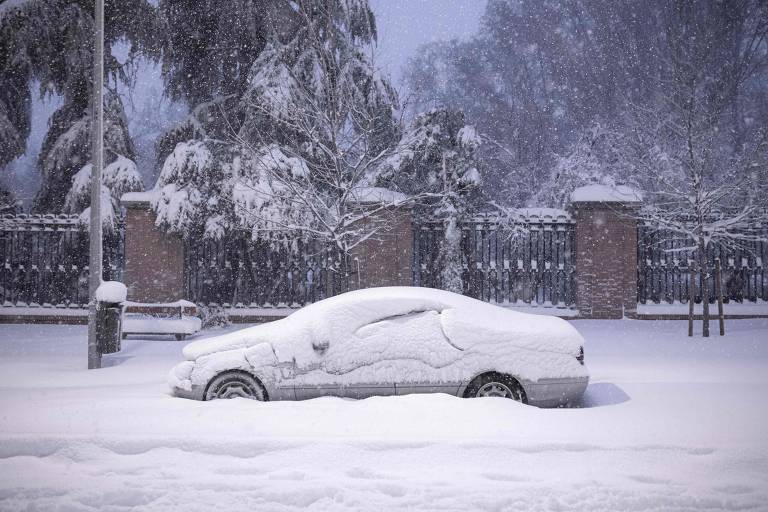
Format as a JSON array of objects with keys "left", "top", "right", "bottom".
[
  {"left": 185, "top": 287, "right": 581, "bottom": 357},
  {"left": 349, "top": 186, "right": 406, "bottom": 204},
  {"left": 123, "top": 315, "right": 202, "bottom": 335},
  {"left": 124, "top": 299, "right": 197, "bottom": 309},
  {"left": 461, "top": 166, "right": 481, "bottom": 185},
  {"left": 221, "top": 302, "right": 579, "bottom": 320},
  {"left": 94, "top": 281, "right": 127, "bottom": 303},
  {"left": 637, "top": 300, "right": 768, "bottom": 316},
  {"left": 514, "top": 206, "right": 571, "bottom": 220},
  {"left": 457, "top": 124, "right": 482, "bottom": 149},
  {"left": 0, "top": 306, "right": 87, "bottom": 316},
  {"left": 179, "top": 287, "right": 586, "bottom": 388},
  {"left": 570, "top": 184, "right": 642, "bottom": 203},
  {"left": 65, "top": 156, "right": 144, "bottom": 225},
  {"left": 1, "top": 319, "right": 767, "bottom": 510},
  {"left": 121, "top": 190, "right": 159, "bottom": 205}
]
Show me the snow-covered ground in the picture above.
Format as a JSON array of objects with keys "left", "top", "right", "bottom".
[
  {"left": 1, "top": 319, "right": 767, "bottom": 511},
  {"left": 636, "top": 300, "right": 768, "bottom": 317}
]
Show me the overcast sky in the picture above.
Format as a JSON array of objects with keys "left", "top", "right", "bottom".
[{"left": 369, "top": 0, "right": 487, "bottom": 86}]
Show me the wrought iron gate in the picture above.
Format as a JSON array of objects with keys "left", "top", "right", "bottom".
[
  {"left": 637, "top": 225, "right": 767, "bottom": 304},
  {"left": 184, "top": 236, "right": 349, "bottom": 307},
  {"left": 413, "top": 212, "right": 576, "bottom": 307},
  {"left": 0, "top": 214, "right": 123, "bottom": 307}
]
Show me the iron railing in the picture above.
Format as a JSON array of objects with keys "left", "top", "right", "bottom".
[
  {"left": 0, "top": 214, "right": 123, "bottom": 307},
  {"left": 184, "top": 235, "right": 350, "bottom": 308},
  {"left": 413, "top": 211, "right": 576, "bottom": 307},
  {"left": 637, "top": 224, "right": 767, "bottom": 304}
]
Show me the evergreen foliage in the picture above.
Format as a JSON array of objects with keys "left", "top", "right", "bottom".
[
  {"left": 153, "top": 0, "right": 401, "bottom": 255},
  {"left": 377, "top": 108, "right": 483, "bottom": 292},
  {"left": 0, "top": 0, "right": 157, "bottom": 211}
]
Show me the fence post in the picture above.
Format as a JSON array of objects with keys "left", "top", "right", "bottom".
[
  {"left": 349, "top": 205, "right": 414, "bottom": 289},
  {"left": 569, "top": 185, "right": 642, "bottom": 319},
  {"left": 121, "top": 193, "right": 185, "bottom": 302}
]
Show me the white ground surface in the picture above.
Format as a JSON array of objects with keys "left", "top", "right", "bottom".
[
  {"left": 636, "top": 300, "right": 768, "bottom": 316},
  {"left": 1, "top": 319, "right": 767, "bottom": 511}
]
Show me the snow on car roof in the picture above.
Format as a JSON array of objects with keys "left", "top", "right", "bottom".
[{"left": 182, "top": 287, "right": 584, "bottom": 362}]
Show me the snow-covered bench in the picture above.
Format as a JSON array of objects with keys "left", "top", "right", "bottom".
[{"left": 122, "top": 300, "right": 202, "bottom": 341}]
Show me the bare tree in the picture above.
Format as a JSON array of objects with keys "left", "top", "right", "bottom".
[{"left": 623, "top": 1, "right": 768, "bottom": 336}]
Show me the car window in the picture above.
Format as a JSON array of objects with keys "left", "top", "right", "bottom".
[
  {"left": 354, "top": 309, "right": 433, "bottom": 337},
  {"left": 321, "top": 309, "right": 462, "bottom": 375}
]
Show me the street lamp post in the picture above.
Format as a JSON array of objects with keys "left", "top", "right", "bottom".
[{"left": 87, "top": 0, "right": 104, "bottom": 370}]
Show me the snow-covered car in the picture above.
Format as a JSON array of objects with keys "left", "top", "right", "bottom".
[{"left": 168, "top": 287, "right": 589, "bottom": 406}]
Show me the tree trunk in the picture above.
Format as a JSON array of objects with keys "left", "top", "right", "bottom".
[
  {"left": 688, "top": 262, "right": 695, "bottom": 337},
  {"left": 715, "top": 258, "right": 725, "bottom": 336},
  {"left": 440, "top": 215, "right": 463, "bottom": 294},
  {"left": 698, "top": 236, "right": 710, "bottom": 338}
]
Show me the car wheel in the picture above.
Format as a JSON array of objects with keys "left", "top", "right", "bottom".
[
  {"left": 204, "top": 372, "right": 266, "bottom": 401},
  {"left": 465, "top": 373, "right": 526, "bottom": 403}
]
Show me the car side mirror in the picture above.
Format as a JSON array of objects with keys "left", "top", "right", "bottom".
[{"left": 312, "top": 340, "right": 330, "bottom": 354}]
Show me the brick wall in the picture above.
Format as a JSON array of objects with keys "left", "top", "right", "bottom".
[
  {"left": 350, "top": 207, "right": 413, "bottom": 289},
  {"left": 123, "top": 202, "right": 185, "bottom": 303},
  {"left": 122, "top": 198, "right": 414, "bottom": 305},
  {"left": 120, "top": 195, "right": 639, "bottom": 318},
  {"left": 570, "top": 203, "right": 639, "bottom": 319}
]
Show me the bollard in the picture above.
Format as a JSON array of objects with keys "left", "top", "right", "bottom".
[
  {"left": 94, "top": 281, "right": 127, "bottom": 355},
  {"left": 96, "top": 300, "right": 123, "bottom": 354}
]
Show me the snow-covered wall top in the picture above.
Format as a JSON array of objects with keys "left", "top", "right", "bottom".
[
  {"left": 569, "top": 184, "right": 642, "bottom": 204},
  {"left": 349, "top": 187, "right": 406, "bottom": 204},
  {"left": 438, "top": 208, "right": 572, "bottom": 224},
  {"left": 512, "top": 207, "right": 572, "bottom": 222},
  {"left": 121, "top": 190, "right": 160, "bottom": 206}
]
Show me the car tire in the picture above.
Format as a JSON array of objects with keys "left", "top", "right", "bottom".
[
  {"left": 464, "top": 373, "right": 526, "bottom": 403},
  {"left": 204, "top": 371, "right": 267, "bottom": 401}
]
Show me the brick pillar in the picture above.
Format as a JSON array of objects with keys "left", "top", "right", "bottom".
[
  {"left": 121, "top": 193, "right": 185, "bottom": 302},
  {"left": 570, "top": 189, "right": 640, "bottom": 319},
  {"left": 349, "top": 206, "right": 413, "bottom": 289}
]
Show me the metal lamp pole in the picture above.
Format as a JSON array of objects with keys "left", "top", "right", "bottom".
[{"left": 87, "top": 0, "right": 104, "bottom": 370}]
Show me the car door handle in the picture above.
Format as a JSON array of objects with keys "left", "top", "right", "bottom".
[
  {"left": 312, "top": 340, "right": 329, "bottom": 354},
  {"left": 276, "top": 360, "right": 296, "bottom": 379}
]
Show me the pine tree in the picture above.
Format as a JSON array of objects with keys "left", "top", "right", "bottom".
[
  {"left": 153, "top": 0, "right": 402, "bottom": 255},
  {"left": 622, "top": 1, "right": 768, "bottom": 336},
  {"left": 0, "top": 0, "right": 158, "bottom": 212},
  {"left": 377, "top": 108, "right": 483, "bottom": 292},
  {"left": 153, "top": 0, "right": 299, "bottom": 165},
  {"left": 535, "top": 124, "right": 637, "bottom": 208},
  {"left": 0, "top": 181, "right": 19, "bottom": 214},
  {"left": 35, "top": 91, "right": 140, "bottom": 213},
  {"left": 0, "top": 60, "right": 29, "bottom": 170},
  {"left": 64, "top": 154, "right": 144, "bottom": 229}
]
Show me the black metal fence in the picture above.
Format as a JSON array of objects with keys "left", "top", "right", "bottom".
[
  {"left": 0, "top": 214, "right": 123, "bottom": 307},
  {"left": 637, "top": 225, "right": 768, "bottom": 304},
  {"left": 413, "top": 212, "right": 576, "bottom": 307},
  {"left": 9, "top": 211, "right": 763, "bottom": 312},
  {"left": 184, "top": 235, "right": 350, "bottom": 308}
]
